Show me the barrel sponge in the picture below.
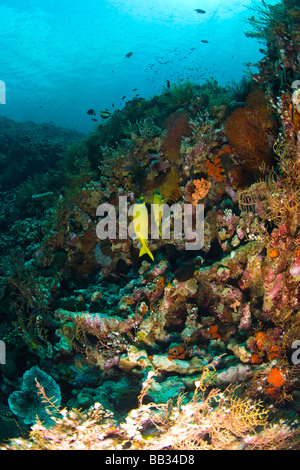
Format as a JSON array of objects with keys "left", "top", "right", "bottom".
[{"left": 8, "top": 366, "right": 61, "bottom": 427}]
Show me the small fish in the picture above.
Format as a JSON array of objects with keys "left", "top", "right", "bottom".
[
  {"left": 100, "top": 110, "right": 111, "bottom": 119},
  {"left": 125, "top": 51, "right": 133, "bottom": 58},
  {"left": 194, "top": 9, "right": 206, "bottom": 14},
  {"left": 91, "top": 118, "right": 98, "bottom": 122},
  {"left": 153, "top": 190, "right": 164, "bottom": 241},
  {"left": 132, "top": 88, "right": 137, "bottom": 91},
  {"left": 122, "top": 95, "right": 126, "bottom": 100},
  {"left": 201, "top": 40, "right": 209, "bottom": 43},
  {"left": 87, "top": 109, "right": 96, "bottom": 115},
  {"left": 166, "top": 79, "right": 171, "bottom": 89},
  {"left": 132, "top": 197, "right": 154, "bottom": 261}
]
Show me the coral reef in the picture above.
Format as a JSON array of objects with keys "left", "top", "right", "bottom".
[
  {"left": 0, "top": 117, "right": 84, "bottom": 191},
  {"left": 1, "top": 367, "right": 298, "bottom": 450}
]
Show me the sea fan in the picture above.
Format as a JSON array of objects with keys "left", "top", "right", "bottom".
[
  {"left": 225, "top": 90, "right": 276, "bottom": 174},
  {"left": 161, "top": 110, "right": 191, "bottom": 164}
]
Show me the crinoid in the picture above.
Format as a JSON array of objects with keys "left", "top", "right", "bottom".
[
  {"left": 237, "top": 138, "right": 300, "bottom": 236},
  {"left": 237, "top": 179, "right": 270, "bottom": 217}
]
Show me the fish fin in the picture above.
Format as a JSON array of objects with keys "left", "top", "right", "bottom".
[
  {"left": 159, "top": 229, "right": 165, "bottom": 243},
  {"left": 139, "top": 243, "right": 154, "bottom": 261}
]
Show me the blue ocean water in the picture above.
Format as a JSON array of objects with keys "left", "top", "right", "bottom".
[{"left": 0, "top": 0, "right": 278, "bottom": 133}]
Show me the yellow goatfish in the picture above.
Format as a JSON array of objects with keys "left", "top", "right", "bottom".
[
  {"left": 153, "top": 189, "right": 165, "bottom": 241},
  {"left": 132, "top": 197, "right": 154, "bottom": 261}
]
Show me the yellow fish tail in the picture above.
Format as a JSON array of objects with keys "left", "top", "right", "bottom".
[{"left": 139, "top": 242, "right": 154, "bottom": 261}]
